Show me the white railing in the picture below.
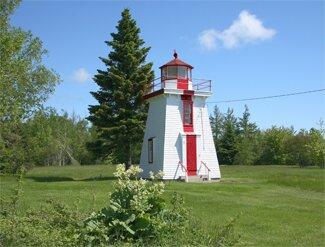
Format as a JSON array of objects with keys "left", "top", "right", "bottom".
[
  {"left": 145, "top": 77, "right": 212, "bottom": 95},
  {"left": 192, "top": 78, "right": 212, "bottom": 92},
  {"left": 178, "top": 160, "right": 188, "bottom": 182},
  {"left": 199, "top": 161, "right": 211, "bottom": 181}
]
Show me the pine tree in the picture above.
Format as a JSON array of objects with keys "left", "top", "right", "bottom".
[
  {"left": 237, "top": 105, "right": 257, "bottom": 138},
  {"left": 87, "top": 9, "right": 154, "bottom": 168},
  {"left": 219, "top": 108, "right": 238, "bottom": 165},
  {"left": 234, "top": 105, "right": 259, "bottom": 165},
  {"left": 210, "top": 105, "right": 223, "bottom": 152}
]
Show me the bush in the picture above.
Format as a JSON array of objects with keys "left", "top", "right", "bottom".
[
  {"left": 77, "top": 165, "right": 189, "bottom": 245},
  {"left": 77, "top": 165, "right": 242, "bottom": 246},
  {"left": 0, "top": 199, "right": 81, "bottom": 247},
  {"left": 0, "top": 167, "right": 81, "bottom": 247}
]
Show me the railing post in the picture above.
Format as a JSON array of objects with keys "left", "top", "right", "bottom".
[
  {"left": 201, "top": 161, "right": 211, "bottom": 181},
  {"left": 179, "top": 160, "right": 188, "bottom": 182}
]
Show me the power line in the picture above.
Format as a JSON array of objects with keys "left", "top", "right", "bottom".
[{"left": 207, "top": 88, "right": 325, "bottom": 104}]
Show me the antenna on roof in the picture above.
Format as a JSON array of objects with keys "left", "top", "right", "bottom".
[{"left": 173, "top": 50, "right": 178, "bottom": 59}]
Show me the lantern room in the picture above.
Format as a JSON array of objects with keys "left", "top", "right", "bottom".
[{"left": 159, "top": 51, "right": 193, "bottom": 90}]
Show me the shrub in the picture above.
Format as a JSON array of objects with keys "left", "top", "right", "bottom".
[
  {"left": 0, "top": 199, "right": 81, "bottom": 247},
  {"left": 0, "top": 168, "right": 81, "bottom": 247},
  {"left": 77, "top": 165, "right": 242, "bottom": 246},
  {"left": 77, "top": 165, "right": 189, "bottom": 245}
]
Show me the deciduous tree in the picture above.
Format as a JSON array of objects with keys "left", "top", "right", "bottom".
[{"left": 0, "top": 0, "right": 60, "bottom": 173}]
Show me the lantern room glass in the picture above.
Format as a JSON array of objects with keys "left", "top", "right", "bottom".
[
  {"left": 178, "top": 66, "right": 187, "bottom": 79},
  {"left": 167, "top": 66, "right": 177, "bottom": 78},
  {"left": 161, "top": 66, "right": 191, "bottom": 80}
]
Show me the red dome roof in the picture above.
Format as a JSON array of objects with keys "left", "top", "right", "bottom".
[{"left": 159, "top": 51, "right": 194, "bottom": 69}]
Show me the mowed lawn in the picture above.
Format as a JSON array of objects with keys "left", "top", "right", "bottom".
[{"left": 1, "top": 165, "right": 324, "bottom": 246}]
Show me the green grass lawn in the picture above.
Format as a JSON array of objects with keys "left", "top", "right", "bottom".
[{"left": 1, "top": 165, "right": 324, "bottom": 246}]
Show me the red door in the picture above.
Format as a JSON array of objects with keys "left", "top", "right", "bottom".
[{"left": 186, "top": 135, "right": 197, "bottom": 176}]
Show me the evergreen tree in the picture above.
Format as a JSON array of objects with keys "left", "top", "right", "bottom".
[
  {"left": 219, "top": 108, "right": 238, "bottom": 165},
  {"left": 234, "top": 105, "right": 259, "bottom": 165},
  {"left": 87, "top": 9, "right": 154, "bottom": 168},
  {"left": 210, "top": 105, "right": 223, "bottom": 152}
]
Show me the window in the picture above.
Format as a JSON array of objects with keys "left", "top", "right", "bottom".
[
  {"left": 162, "top": 68, "right": 167, "bottom": 79},
  {"left": 178, "top": 66, "right": 187, "bottom": 79},
  {"left": 183, "top": 101, "right": 192, "bottom": 125},
  {"left": 167, "top": 66, "right": 177, "bottom": 78},
  {"left": 148, "top": 138, "right": 153, "bottom": 163}
]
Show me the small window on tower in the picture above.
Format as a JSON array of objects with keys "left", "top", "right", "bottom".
[
  {"left": 183, "top": 101, "right": 192, "bottom": 125},
  {"left": 148, "top": 138, "right": 153, "bottom": 164}
]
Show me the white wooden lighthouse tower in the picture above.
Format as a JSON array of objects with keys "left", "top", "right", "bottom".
[{"left": 140, "top": 52, "right": 220, "bottom": 181}]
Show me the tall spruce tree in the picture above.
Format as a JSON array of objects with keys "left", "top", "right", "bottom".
[
  {"left": 210, "top": 105, "right": 223, "bottom": 152},
  {"left": 219, "top": 108, "right": 238, "bottom": 165},
  {"left": 234, "top": 105, "right": 259, "bottom": 165},
  {"left": 87, "top": 9, "right": 154, "bottom": 168}
]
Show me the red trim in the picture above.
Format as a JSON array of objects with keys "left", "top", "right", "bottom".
[
  {"left": 182, "top": 95, "right": 194, "bottom": 133},
  {"left": 181, "top": 95, "right": 191, "bottom": 100},
  {"left": 177, "top": 79, "right": 189, "bottom": 90},
  {"left": 183, "top": 90, "right": 194, "bottom": 95},
  {"left": 184, "top": 125, "right": 193, "bottom": 132},
  {"left": 186, "top": 135, "right": 197, "bottom": 176}
]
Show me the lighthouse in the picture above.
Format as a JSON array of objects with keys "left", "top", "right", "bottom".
[{"left": 140, "top": 52, "right": 220, "bottom": 181}]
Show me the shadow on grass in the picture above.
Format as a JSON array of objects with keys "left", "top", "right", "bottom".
[
  {"left": 80, "top": 176, "right": 116, "bottom": 182},
  {"left": 26, "top": 175, "right": 116, "bottom": 182}
]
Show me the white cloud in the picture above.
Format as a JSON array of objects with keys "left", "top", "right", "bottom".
[
  {"left": 72, "top": 68, "right": 91, "bottom": 83},
  {"left": 199, "top": 10, "right": 276, "bottom": 51}
]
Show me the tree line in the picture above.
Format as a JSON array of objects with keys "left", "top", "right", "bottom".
[
  {"left": 210, "top": 105, "right": 325, "bottom": 167},
  {"left": 0, "top": 108, "right": 95, "bottom": 173},
  {"left": 0, "top": 0, "right": 95, "bottom": 173}
]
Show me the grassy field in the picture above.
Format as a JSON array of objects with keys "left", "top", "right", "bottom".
[{"left": 1, "top": 165, "right": 324, "bottom": 246}]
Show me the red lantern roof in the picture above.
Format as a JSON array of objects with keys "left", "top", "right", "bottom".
[{"left": 159, "top": 51, "right": 194, "bottom": 69}]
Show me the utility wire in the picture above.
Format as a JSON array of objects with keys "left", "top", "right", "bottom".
[{"left": 207, "top": 88, "right": 325, "bottom": 104}]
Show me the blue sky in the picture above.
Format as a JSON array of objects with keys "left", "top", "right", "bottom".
[{"left": 12, "top": 0, "right": 325, "bottom": 130}]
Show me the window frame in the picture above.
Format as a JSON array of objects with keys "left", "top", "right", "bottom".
[
  {"left": 167, "top": 66, "right": 177, "bottom": 78},
  {"left": 183, "top": 100, "right": 193, "bottom": 126},
  {"left": 178, "top": 66, "right": 188, "bottom": 79},
  {"left": 148, "top": 138, "right": 154, "bottom": 164},
  {"left": 161, "top": 66, "right": 190, "bottom": 80}
]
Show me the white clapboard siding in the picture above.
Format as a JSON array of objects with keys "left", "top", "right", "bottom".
[
  {"left": 140, "top": 95, "right": 166, "bottom": 178},
  {"left": 140, "top": 91, "right": 220, "bottom": 180},
  {"left": 193, "top": 96, "right": 221, "bottom": 179},
  {"left": 162, "top": 94, "right": 185, "bottom": 179}
]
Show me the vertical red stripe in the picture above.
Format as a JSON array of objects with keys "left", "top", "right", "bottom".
[{"left": 186, "top": 135, "right": 197, "bottom": 176}]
